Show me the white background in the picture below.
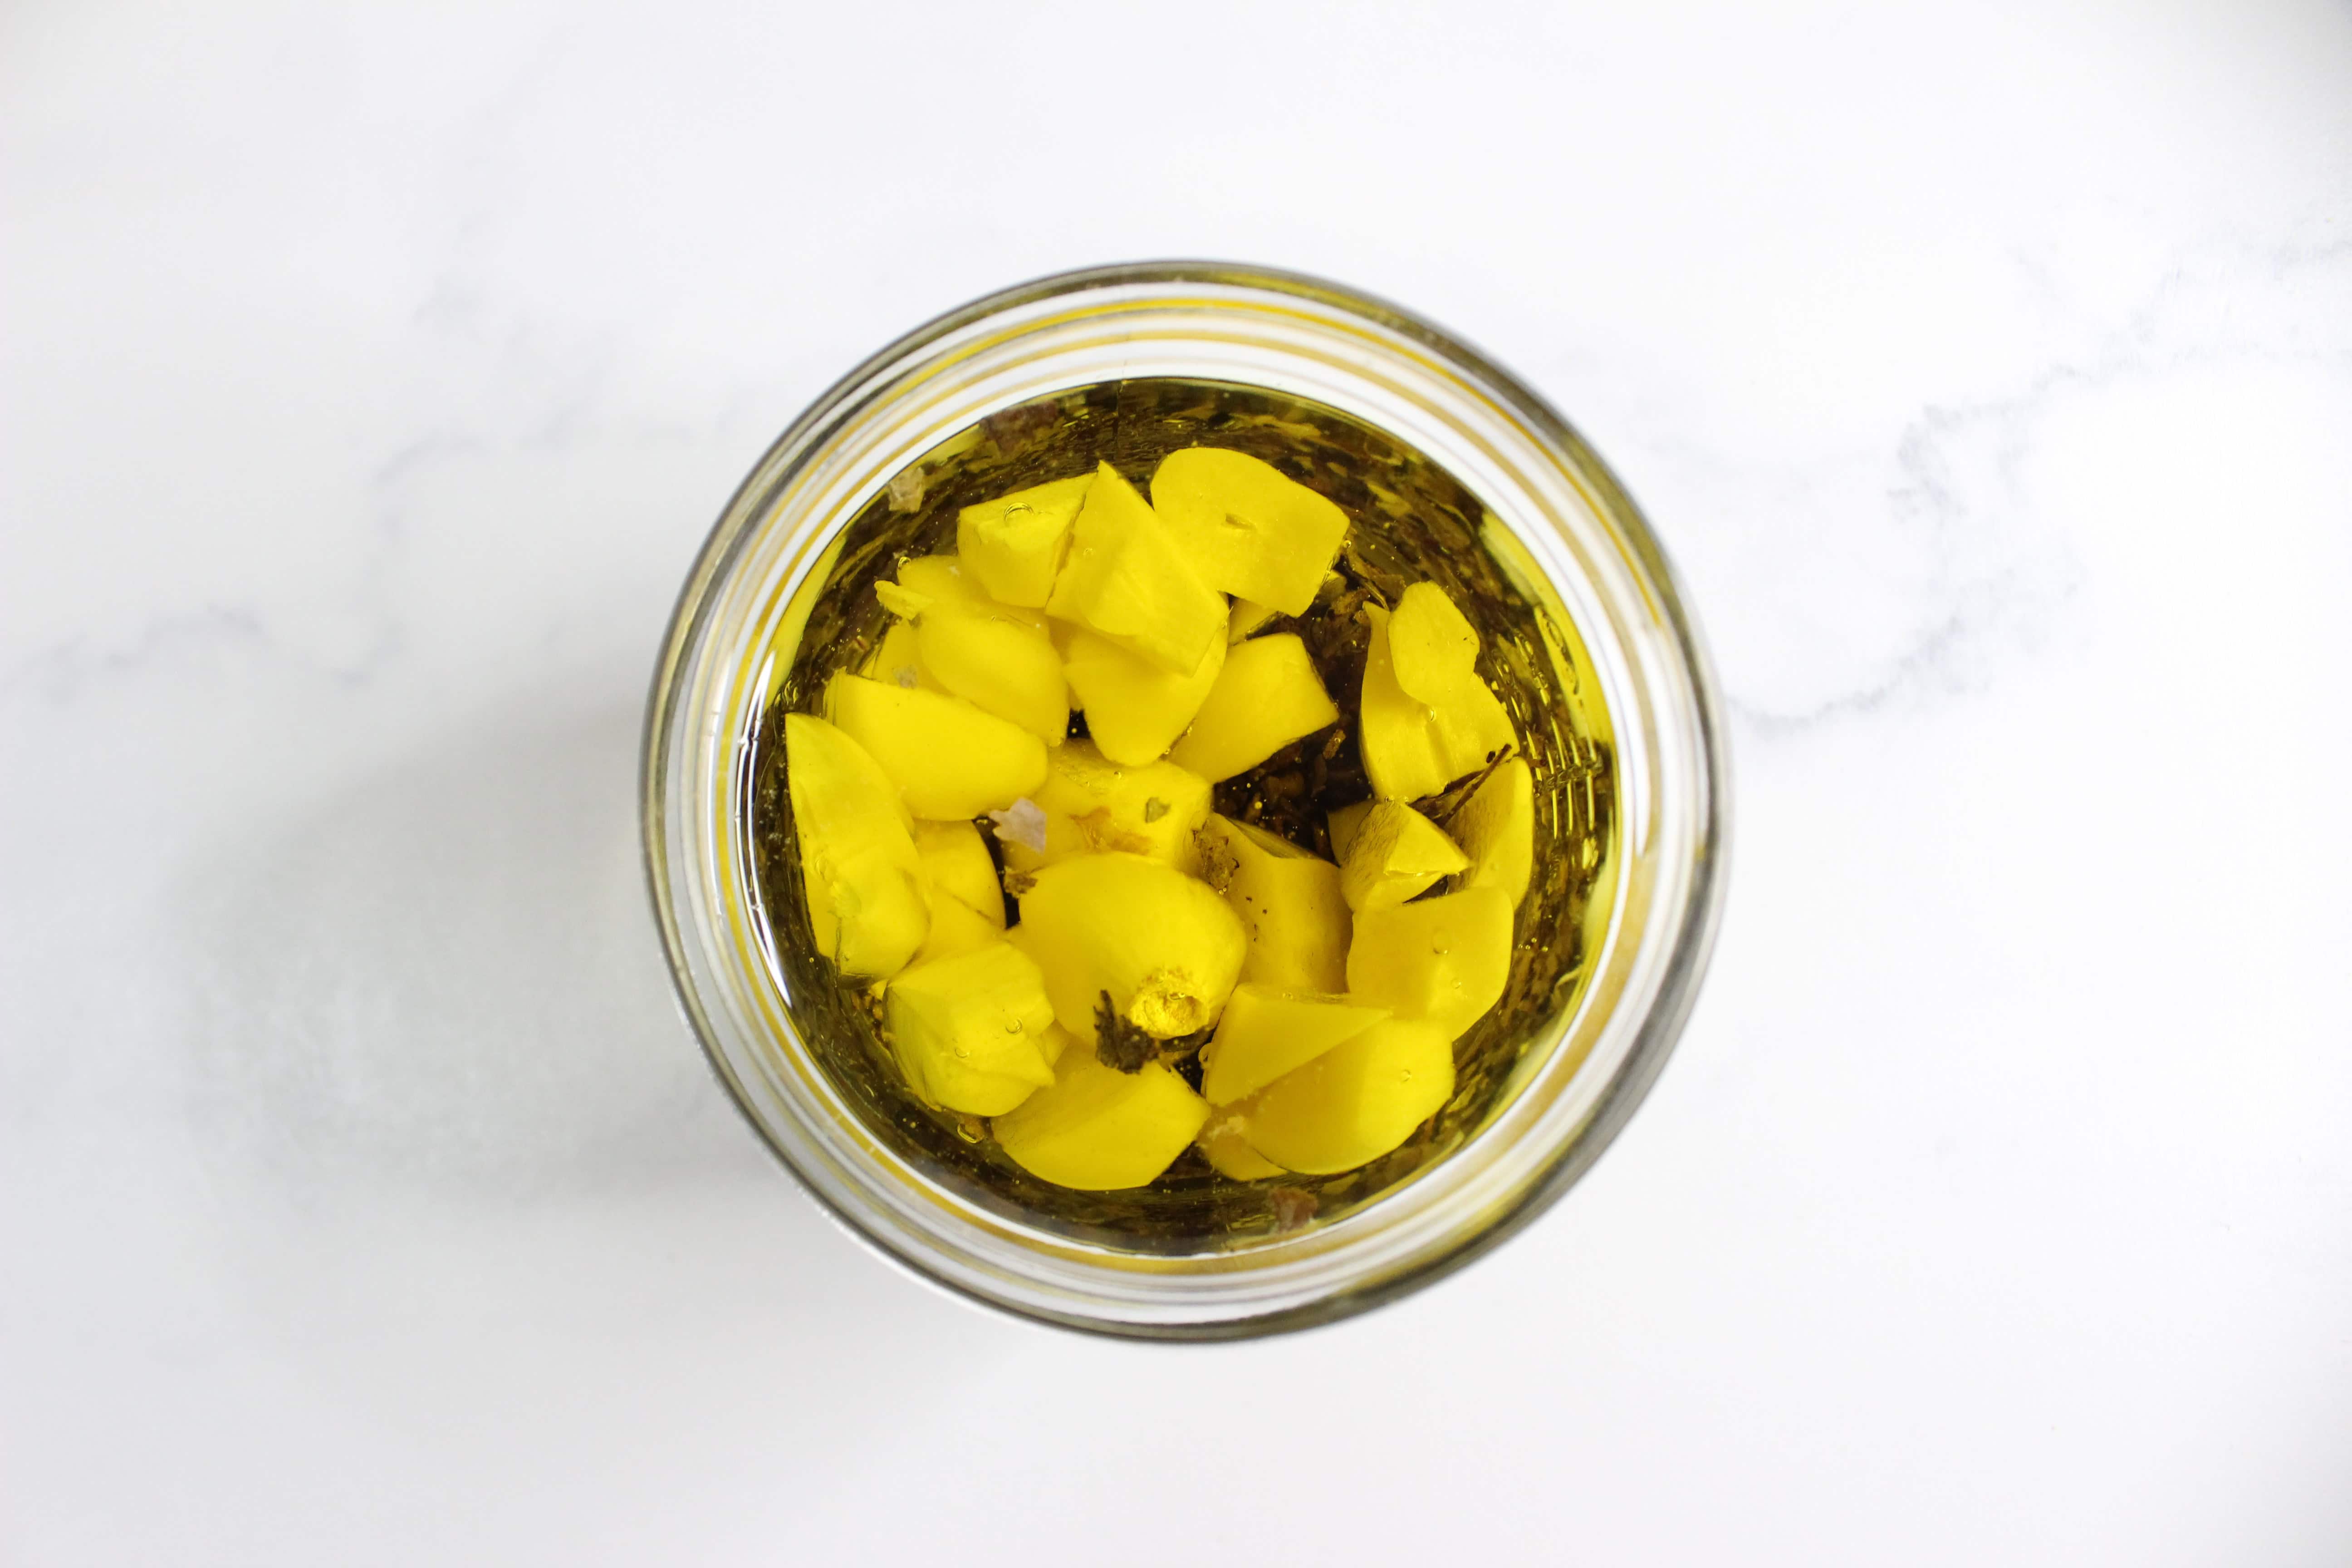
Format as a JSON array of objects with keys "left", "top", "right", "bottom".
[{"left": 6, "top": 2, "right": 2350, "bottom": 1563}]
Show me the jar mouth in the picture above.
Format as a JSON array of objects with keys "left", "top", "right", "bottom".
[{"left": 643, "top": 262, "right": 1730, "bottom": 1339}]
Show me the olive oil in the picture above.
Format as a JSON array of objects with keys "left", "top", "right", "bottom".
[{"left": 746, "top": 377, "right": 1615, "bottom": 1247}]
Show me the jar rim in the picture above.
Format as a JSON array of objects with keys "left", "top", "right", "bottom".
[{"left": 642, "top": 260, "right": 1730, "bottom": 1339}]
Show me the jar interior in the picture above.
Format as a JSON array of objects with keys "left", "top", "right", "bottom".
[{"left": 746, "top": 377, "right": 1617, "bottom": 1250}]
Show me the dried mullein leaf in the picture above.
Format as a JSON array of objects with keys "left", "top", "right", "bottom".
[
  {"left": 1413, "top": 745, "right": 1519, "bottom": 832},
  {"left": 1094, "top": 991, "right": 1158, "bottom": 1073},
  {"left": 1092, "top": 990, "right": 1216, "bottom": 1075}
]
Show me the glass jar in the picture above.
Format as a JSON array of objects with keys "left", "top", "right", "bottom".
[{"left": 642, "top": 262, "right": 1728, "bottom": 1338}]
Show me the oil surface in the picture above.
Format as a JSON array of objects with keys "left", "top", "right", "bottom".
[{"left": 747, "top": 379, "right": 1614, "bottom": 1249}]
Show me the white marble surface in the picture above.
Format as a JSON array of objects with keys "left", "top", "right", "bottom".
[{"left": 5, "top": 2, "right": 2350, "bottom": 1562}]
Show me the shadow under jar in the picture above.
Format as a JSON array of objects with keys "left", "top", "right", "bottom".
[{"left": 644, "top": 264, "right": 1727, "bottom": 1339}]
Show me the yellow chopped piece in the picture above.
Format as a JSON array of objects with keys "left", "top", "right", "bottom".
[
  {"left": 890, "top": 554, "right": 990, "bottom": 611},
  {"left": 956, "top": 472, "right": 1095, "bottom": 607},
  {"left": 1227, "top": 597, "right": 1279, "bottom": 643},
  {"left": 1326, "top": 799, "right": 1374, "bottom": 862},
  {"left": 1338, "top": 800, "right": 1470, "bottom": 912},
  {"left": 1061, "top": 625, "right": 1225, "bottom": 766},
  {"left": 1197, "top": 1107, "right": 1287, "bottom": 1179},
  {"left": 784, "top": 714, "right": 929, "bottom": 979},
  {"left": 1241, "top": 1018, "right": 1455, "bottom": 1175},
  {"left": 1044, "top": 462, "right": 1225, "bottom": 675},
  {"left": 859, "top": 618, "right": 936, "bottom": 691},
  {"left": 913, "top": 604, "right": 1068, "bottom": 743},
  {"left": 1454, "top": 756, "right": 1535, "bottom": 904},
  {"left": 1008, "top": 852, "right": 1247, "bottom": 1044},
  {"left": 1358, "top": 604, "right": 1451, "bottom": 799},
  {"left": 1432, "top": 678, "right": 1516, "bottom": 779},
  {"left": 995, "top": 740, "right": 1211, "bottom": 876},
  {"left": 826, "top": 673, "right": 1048, "bottom": 820},
  {"left": 912, "top": 819, "right": 1004, "bottom": 926},
  {"left": 991, "top": 1048, "right": 1210, "bottom": 1190},
  {"left": 872, "top": 579, "right": 927, "bottom": 621},
  {"left": 872, "top": 557, "right": 1067, "bottom": 742},
  {"left": 884, "top": 941, "right": 1058, "bottom": 1116},
  {"left": 1360, "top": 603, "right": 1515, "bottom": 794},
  {"left": 1149, "top": 447, "right": 1350, "bottom": 616},
  {"left": 1197, "top": 815, "right": 1351, "bottom": 993},
  {"left": 1167, "top": 632, "right": 1340, "bottom": 783},
  {"left": 1386, "top": 582, "right": 1482, "bottom": 708},
  {"left": 1346, "top": 885, "right": 1515, "bottom": 1039},
  {"left": 907, "top": 882, "right": 1002, "bottom": 965},
  {"left": 1199, "top": 982, "right": 1390, "bottom": 1104}
]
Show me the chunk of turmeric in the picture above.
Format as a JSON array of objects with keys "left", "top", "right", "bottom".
[
  {"left": 912, "top": 819, "right": 1004, "bottom": 926},
  {"left": 1060, "top": 626, "right": 1225, "bottom": 766},
  {"left": 1326, "top": 799, "right": 1374, "bottom": 862},
  {"left": 1431, "top": 679, "right": 1516, "bottom": 781},
  {"left": 1240, "top": 1017, "right": 1455, "bottom": 1175},
  {"left": 1196, "top": 815, "right": 1351, "bottom": 993},
  {"left": 1149, "top": 447, "right": 1350, "bottom": 616},
  {"left": 1359, "top": 602, "right": 1516, "bottom": 795},
  {"left": 1338, "top": 800, "right": 1470, "bottom": 912},
  {"left": 994, "top": 740, "right": 1211, "bottom": 877},
  {"left": 877, "top": 554, "right": 990, "bottom": 616},
  {"left": 1167, "top": 632, "right": 1340, "bottom": 783},
  {"left": 1196, "top": 1106, "right": 1288, "bottom": 1180},
  {"left": 912, "top": 604, "right": 1068, "bottom": 744},
  {"left": 883, "top": 940, "right": 1058, "bottom": 1115},
  {"left": 784, "top": 714, "right": 929, "bottom": 978},
  {"left": 1454, "top": 755, "right": 1535, "bottom": 905},
  {"left": 1385, "top": 582, "right": 1482, "bottom": 708},
  {"left": 874, "top": 559, "right": 1067, "bottom": 743},
  {"left": 1346, "top": 884, "right": 1515, "bottom": 1039},
  {"left": 1226, "top": 597, "right": 1279, "bottom": 644},
  {"left": 1045, "top": 462, "right": 1225, "bottom": 676},
  {"left": 991, "top": 1046, "right": 1210, "bottom": 1191},
  {"left": 1358, "top": 604, "right": 1451, "bottom": 800},
  {"left": 1199, "top": 982, "right": 1390, "bottom": 1104},
  {"left": 903, "top": 818, "right": 1006, "bottom": 964},
  {"left": 956, "top": 471, "right": 1094, "bottom": 607},
  {"left": 1008, "top": 852, "right": 1246, "bottom": 1044},
  {"left": 1389, "top": 584, "right": 1514, "bottom": 775},
  {"left": 859, "top": 618, "right": 936, "bottom": 691},
  {"left": 826, "top": 673, "right": 1048, "bottom": 820},
  {"left": 906, "top": 882, "right": 1001, "bottom": 966}
]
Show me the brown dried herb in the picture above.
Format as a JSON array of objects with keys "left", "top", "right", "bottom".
[
  {"left": 1208, "top": 564, "right": 1384, "bottom": 856},
  {"left": 1412, "top": 744, "right": 1518, "bottom": 832},
  {"left": 1093, "top": 992, "right": 1157, "bottom": 1072},
  {"left": 1092, "top": 991, "right": 1217, "bottom": 1075}
]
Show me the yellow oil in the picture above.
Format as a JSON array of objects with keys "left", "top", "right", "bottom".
[{"left": 747, "top": 378, "right": 1615, "bottom": 1245}]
